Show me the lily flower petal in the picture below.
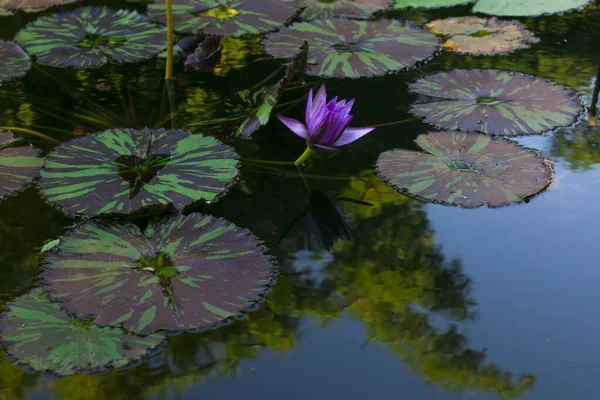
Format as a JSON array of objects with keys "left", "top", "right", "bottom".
[
  {"left": 313, "top": 143, "right": 338, "bottom": 151},
  {"left": 332, "top": 127, "right": 376, "bottom": 147},
  {"left": 310, "top": 84, "right": 327, "bottom": 117},
  {"left": 277, "top": 115, "right": 310, "bottom": 140}
]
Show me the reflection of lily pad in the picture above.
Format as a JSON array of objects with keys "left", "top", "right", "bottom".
[
  {"left": 409, "top": 69, "right": 583, "bottom": 136},
  {"left": 393, "top": 0, "right": 474, "bottom": 8},
  {"left": 377, "top": 131, "right": 552, "bottom": 208},
  {"left": 0, "top": 131, "right": 43, "bottom": 200},
  {"left": 473, "top": 0, "right": 592, "bottom": 16},
  {"left": 0, "top": 41, "right": 31, "bottom": 81},
  {"left": 263, "top": 19, "right": 440, "bottom": 78},
  {"left": 42, "top": 213, "right": 274, "bottom": 335},
  {"left": 39, "top": 127, "right": 239, "bottom": 217},
  {"left": 0, "top": 288, "right": 165, "bottom": 375},
  {"left": 298, "top": 0, "right": 393, "bottom": 21},
  {"left": 15, "top": 6, "right": 167, "bottom": 68},
  {"left": 147, "top": 0, "right": 297, "bottom": 36},
  {"left": 426, "top": 17, "right": 539, "bottom": 55}
]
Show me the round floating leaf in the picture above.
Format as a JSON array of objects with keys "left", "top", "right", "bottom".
[
  {"left": 147, "top": 0, "right": 297, "bottom": 36},
  {"left": 0, "top": 0, "right": 79, "bottom": 14},
  {"left": 425, "top": 17, "right": 539, "bottom": 55},
  {"left": 15, "top": 6, "right": 167, "bottom": 69},
  {"left": 41, "top": 213, "right": 275, "bottom": 335},
  {"left": 0, "top": 131, "right": 43, "bottom": 200},
  {"left": 262, "top": 19, "right": 440, "bottom": 79},
  {"left": 0, "top": 288, "right": 165, "bottom": 375},
  {"left": 298, "top": 0, "right": 393, "bottom": 21},
  {"left": 377, "top": 131, "right": 552, "bottom": 208},
  {"left": 0, "top": 41, "right": 31, "bottom": 82},
  {"left": 393, "top": 0, "right": 474, "bottom": 8},
  {"left": 473, "top": 0, "right": 592, "bottom": 16},
  {"left": 409, "top": 69, "right": 583, "bottom": 136},
  {"left": 39, "top": 127, "right": 239, "bottom": 217}
]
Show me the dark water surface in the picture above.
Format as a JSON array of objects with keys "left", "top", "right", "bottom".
[{"left": 2, "top": 1, "right": 600, "bottom": 399}]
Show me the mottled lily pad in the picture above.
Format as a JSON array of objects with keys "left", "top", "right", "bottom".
[
  {"left": 0, "top": 41, "right": 31, "bottom": 81},
  {"left": 0, "top": 288, "right": 165, "bottom": 375},
  {"left": 38, "top": 127, "right": 239, "bottom": 217},
  {"left": 0, "top": 131, "right": 43, "bottom": 200},
  {"left": 14, "top": 6, "right": 167, "bottom": 68},
  {"left": 376, "top": 131, "right": 552, "bottom": 208},
  {"left": 393, "top": 0, "right": 474, "bottom": 8},
  {"left": 409, "top": 69, "right": 583, "bottom": 136},
  {"left": 298, "top": 0, "right": 393, "bottom": 21},
  {"left": 185, "top": 35, "right": 223, "bottom": 72},
  {"left": 473, "top": 0, "right": 592, "bottom": 16},
  {"left": 262, "top": 19, "right": 440, "bottom": 79},
  {"left": 41, "top": 213, "right": 274, "bottom": 335},
  {"left": 0, "top": 0, "right": 79, "bottom": 14},
  {"left": 147, "top": 0, "right": 297, "bottom": 36},
  {"left": 190, "top": 43, "right": 308, "bottom": 137},
  {"left": 426, "top": 17, "right": 539, "bottom": 55}
]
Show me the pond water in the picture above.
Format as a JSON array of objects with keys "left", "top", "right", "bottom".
[{"left": 1, "top": 1, "right": 600, "bottom": 399}]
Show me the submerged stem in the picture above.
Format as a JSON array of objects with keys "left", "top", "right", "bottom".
[
  {"left": 243, "top": 158, "right": 296, "bottom": 166},
  {"left": 0, "top": 126, "right": 61, "bottom": 144},
  {"left": 294, "top": 147, "right": 314, "bottom": 166},
  {"left": 165, "top": 0, "right": 174, "bottom": 80}
]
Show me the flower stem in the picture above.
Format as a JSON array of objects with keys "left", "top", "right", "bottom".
[
  {"left": 294, "top": 147, "right": 313, "bottom": 166},
  {"left": 165, "top": 0, "right": 174, "bottom": 80}
]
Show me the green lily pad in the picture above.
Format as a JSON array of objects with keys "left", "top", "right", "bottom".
[
  {"left": 409, "top": 69, "right": 583, "bottom": 136},
  {"left": 425, "top": 17, "right": 539, "bottom": 55},
  {"left": 41, "top": 213, "right": 275, "bottom": 335},
  {"left": 393, "top": 0, "right": 474, "bottom": 8},
  {"left": 14, "top": 6, "right": 167, "bottom": 68},
  {"left": 190, "top": 43, "right": 308, "bottom": 138},
  {"left": 0, "top": 288, "right": 165, "bottom": 375},
  {"left": 0, "top": 0, "right": 79, "bottom": 14},
  {"left": 473, "top": 0, "right": 592, "bottom": 16},
  {"left": 0, "top": 131, "right": 43, "bottom": 200},
  {"left": 376, "top": 131, "right": 552, "bottom": 208},
  {"left": 262, "top": 19, "right": 440, "bottom": 79},
  {"left": 0, "top": 41, "right": 31, "bottom": 82},
  {"left": 298, "top": 0, "right": 393, "bottom": 21},
  {"left": 147, "top": 0, "right": 298, "bottom": 36},
  {"left": 38, "top": 127, "right": 239, "bottom": 217}
]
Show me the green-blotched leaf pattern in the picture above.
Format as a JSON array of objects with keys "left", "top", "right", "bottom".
[
  {"left": 41, "top": 213, "right": 275, "bottom": 335},
  {"left": 39, "top": 127, "right": 239, "bottom": 217},
  {"left": 147, "top": 0, "right": 297, "bottom": 36},
  {"left": 262, "top": 19, "right": 440, "bottom": 79},
  {"left": 298, "top": 0, "right": 393, "bottom": 21},
  {"left": 393, "top": 0, "right": 474, "bottom": 8},
  {"left": 0, "top": 288, "right": 165, "bottom": 375},
  {"left": 377, "top": 131, "right": 552, "bottom": 208},
  {"left": 473, "top": 0, "right": 593, "bottom": 16},
  {"left": 0, "top": 0, "right": 79, "bottom": 13},
  {"left": 0, "top": 131, "right": 43, "bottom": 200},
  {"left": 15, "top": 6, "right": 167, "bottom": 68},
  {"left": 409, "top": 69, "right": 583, "bottom": 136},
  {"left": 0, "top": 41, "right": 31, "bottom": 81}
]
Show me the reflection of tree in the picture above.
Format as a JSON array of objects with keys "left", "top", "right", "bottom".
[
  {"left": 325, "top": 173, "right": 535, "bottom": 398},
  {"left": 0, "top": 351, "right": 39, "bottom": 400},
  {"left": 551, "top": 123, "right": 600, "bottom": 170}
]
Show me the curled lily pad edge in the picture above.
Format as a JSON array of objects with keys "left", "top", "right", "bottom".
[{"left": 374, "top": 131, "right": 555, "bottom": 209}]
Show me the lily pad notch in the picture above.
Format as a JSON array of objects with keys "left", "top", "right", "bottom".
[
  {"left": 376, "top": 131, "right": 553, "bottom": 208},
  {"left": 0, "top": 288, "right": 165, "bottom": 376},
  {"left": 38, "top": 127, "right": 240, "bottom": 217},
  {"left": 41, "top": 213, "right": 276, "bottom": 335}
]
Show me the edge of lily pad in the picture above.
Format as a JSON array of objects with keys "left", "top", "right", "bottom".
[
  {"left": 374, "top": 131, "right": 555, "bottom": 209},
  {"left": 472, "top": 0, "right": 594, "bottom": 17},
  {"left": 40, "top": 215, "right": 279, "bottom": 336},
  {"left": 409, "top": 68, "right": 587, "bottom": 136}
]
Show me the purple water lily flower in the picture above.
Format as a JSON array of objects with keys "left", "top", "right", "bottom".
[{"left": 277, "top": 84, "right": 375, "bottom": 152}]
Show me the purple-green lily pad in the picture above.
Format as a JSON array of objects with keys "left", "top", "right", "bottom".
[
  {"left": 298, "top": 0, "right": 394, "bottom": 21},
  {"left": 147, "top": 0, "right": 298, "bottom": 36},
  {"left": 0, "top": 288, "right": 165, "bottom": 375},
  {"left": 0, "top": 0, "right": 79, "bottom": 14},
  {"left": 0, "top": 131, "right": 43, "bottom": 200},
  {"left": 0, "top": 41, "right": 31, "bottom": 82},
  {"left": 262, "top": 19, "right": 440, "bottom": 79},
  {"left": 409, "top": 69, "right": 583, "bottom": 136},
  {"left": 376, "top": 131, "right": 552, "bottom": 208},
  {"left": 38, "top": 127, "right": 239, "bottom": 218},
  {"left": 41, "top": 213, "right": 275, "bottom": 335},
  {"left": 14, "top": 6, "right": 167, "bottom": 68}
]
